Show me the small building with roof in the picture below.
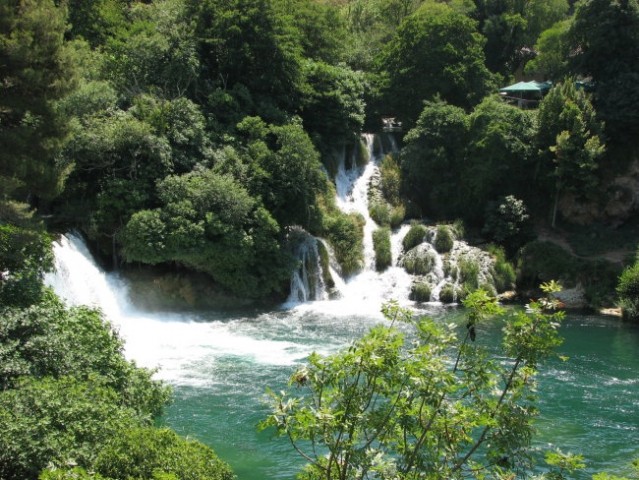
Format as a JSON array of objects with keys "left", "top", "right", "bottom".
[{"left": 499, "top": 80, "right": 552, "bottom": 108}]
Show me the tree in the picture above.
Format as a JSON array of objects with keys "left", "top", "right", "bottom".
[
  {"left": 479, "top": 7, "right": 527, "bottom": 75},
  {"left": 463, "top": 96, "right": 537, "bottom": 223},
  {"left": 0, "top": 291, "right": 172, "bottom": 480},
  {"left": 378, "top": 3, "right": 493, "bottom": 127},
  {"left": 299, "top": 60, "right": 366, "bottom": 155},
  {"left": 483, "top": 195, "right": 532, "bottom": 257},
  {"left": 0, "top": 0, "right": 76, "bottom": 202},
  {"left": 524, "top": 19, "right": 571, "bottom": 80},
  {"left": 0, "top": 202, "right": 53, "bottom": 307},
  {"left": 189, "top": 0, "right": 304, "bottom": 121},
  {"left": 257, "top": 121, "right": 329, "bottom": 230},
  {"left": 64, "top": 0, "right": 128, "bottom": 47},
  {"left": 617, "top": 251, "right": 639, "bottom": 321},
  {"left": 536, "top": 81, "right": 605, "bottom": 226},
  {"left": 92, "top": 427, "right": 235, "bottom": 480},
  {"left": 0, "top": 291, "right": 170, "bottom": 412},
  {"left": 281, "top": 0, "right": 347, "bottom": 64},
  {"left": 568, "top": 0, "right": 639, "bottom": 140},
  {"left": 59, "top": 110, "right": 172, "bottom": 256},
  {"left": 523, "top": 0, "right": 570, "bottom": 46},
  {"left": 102, "top": 0, "right": 199, "bottom": 99},
  {"left": 399, "top": 100, "right": 469, "bottom": 218},
  {"left": 261, "top": 284, "right": 565, "bottom": 479},
  {"left": 122, "top": 168, "right": 292, "bottom": 298},
  {"left": 0, "top": 376, "right": 138, "bottom": 480}
]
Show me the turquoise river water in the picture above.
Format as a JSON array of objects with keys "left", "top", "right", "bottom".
[{"left": 47, "top": 233, "right": 639, "bottom": 480}]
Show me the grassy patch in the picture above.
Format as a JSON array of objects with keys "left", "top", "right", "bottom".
[
  {"left": 373, "top": 227, "right": 392, "bottom": 272},
  {"left": 434, "top": 225, "right": 454, "bottom": 253},
  {"left": 402, "top": 222, "right": 426, "bottom": 252},
  {"left": 410, "top": 281, "right": 432, "bottom": 302}
]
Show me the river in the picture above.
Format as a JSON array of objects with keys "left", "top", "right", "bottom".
[
  {"left": 45, "top": 134, "right": 639, "bottom": 479},
  {"left": 46, "top": 233, "right": 639, "bottom": 480}
]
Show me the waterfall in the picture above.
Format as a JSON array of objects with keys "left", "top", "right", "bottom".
[
  {"left": 286, "top": 229, "right": 328, "bottom": 304},
  {"left": 44, "top": 233, "right": 131, "bottom": 318},
  {"left": 327, "top": 133, "right": 413, "bottom": 307},
  {"left": 45, "top": 233, "right": 311, "bottom": 386}
]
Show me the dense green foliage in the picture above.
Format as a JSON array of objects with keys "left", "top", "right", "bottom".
[
  {"left": 402, "top": 223, "right": 426, "bottom": 252},
  {"left": 433, "top": 224, "right": 454, "bottom": 253},
  {"left": 2, "top": 0, "right": 634, "bottom": 304},
  {"left": 261, "top": 285, "right": 566, "bottom": 479},
  {"left": 377, "top": 2, "right": 493, "bottom": 127},
  {"left": 0, "top": 288, "right": 235, "bottom": 480},
  {"left": 372, "top": 226, "right": 391, "bottom": 271},
  {"left": 2, "top": 0, "right": 638, "bottom": 477},
  {"left": 617, "top": 250, "right": 639, "bottom": 321}
]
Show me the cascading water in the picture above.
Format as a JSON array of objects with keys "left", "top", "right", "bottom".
[
  {"left": 45, "top": 233, "right": 315, "bottom": 387},
  {"left": 286, "top": 228, "right": 328, "bottom": 305},
  {"left": 41, "top": 139, "right": 639, "bottom": 480},
  {"left": 327, "top": 133, "right": 413, "bottom": 309}
]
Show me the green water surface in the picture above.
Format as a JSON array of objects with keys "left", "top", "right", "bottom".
[{"left": 160, "top": 310, "right": 639, "bottom": 480}]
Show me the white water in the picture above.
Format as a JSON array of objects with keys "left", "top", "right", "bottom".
[
  {"left": 46, "top": 234, "right": 327, "bottom": 388},
  {"left": 286, "top": 232, "right": 327, "bottom": 305},
  {"left": 330, "top": 133, "right": 413, "bottom": 307},
  {"left": 44, "top": 227, "right": 639, "bottom": 480},
  {"left": 44, "top": 133, "right": 421, "bottom": 390}
]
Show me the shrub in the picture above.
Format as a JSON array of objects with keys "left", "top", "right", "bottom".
[
  {"left": 380, "top": 153, "right": 401, "bottom": 205},
  {"left": 369, "top": 201, "right": 391, "bottom": 226},
  {"left": 410, "top": 281, "right": 432, "bottom": 302},
  {"left": 618, "top": 262, "right": 639, "bottom": 321},
  {"left": 488, "top": 244, "right": 516, "bottom": 292},
  {"left": 434, "top": 225, "right": 454, "bottom": 253},
  {"left": 519, "top": 241, "right": 621, "bottom": 307},
  {"left": 439, "top": 283, "right": 456, "bottom": 303},
  {"left": 517, "top": 241, "right": 578, "bottom": 288},
  {"left": 373, "top": 227, "right": 392, "bottom": 271},
  {"left": 389, "top": 205, "right": 405, "bottom": 229},
  {"left": 459, "top": 256, "right": 480, "bottom": 292},
  {"left": 93, "top": 427, "right": 235, "bottom": 480},
  {"left": 324, "top": 212, "right": 364, "bottom": 276},
  {"left": 402, "top": 223, "right": 426, "bottom": 252},
  {"left": 402, "top": 251, "right": 435, "bottom": 275},
  {"left": 483, "top": 196, "right": 532, "bottom": 256}
]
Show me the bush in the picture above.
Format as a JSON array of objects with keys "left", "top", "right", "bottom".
[
  {"left": 0, "top": 376, "right": 138, "bottom": 480},
  {"left": 324, "top": 212, "right": 365, "bottom": 276},
  {"left": 459, "top": 256, "right": 480, "bottom": 293},
  {"left": 369, "top": 201, "right": 391, "bottom": 226},
  {"left": 618, "top": 262, "right": 639, "bottom": 321},
  {"left": 488, "top": 245, "right": 516, "bottom": 292},
  {"left": 434, "top": 225, "right": 454, "bottom": 253},
  {"left": 402, "top": 222, "right": 426, "bottom": 252},
  {"left": 439, "top": 283, "right": 457, "bottom": 303},
  {"left": 518, "top": 241, "right": 621, "bottom": 306},
  {"left": 373, "top": 228, "right": 392, "bottom": 271},
  {"left": 410, "top": 281, "right": 432, "bottom": 302},
  {"left": 517, "top": 241, "right": 579, "bottom": 289},
  {"left": 389, "top": 205, "right": 405, "bottom": 229},
  {"left": 380, "top": 153, "right": 401, "bottom": 205},
  {"left": 93, "top": 427, "right": 235, "bottom": 480},
  {"left": 402, "top": 251, "right": 435, "bottom": 275},
  {"left": 483, "top": 196, "right": 531, "bottom": 256}
]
